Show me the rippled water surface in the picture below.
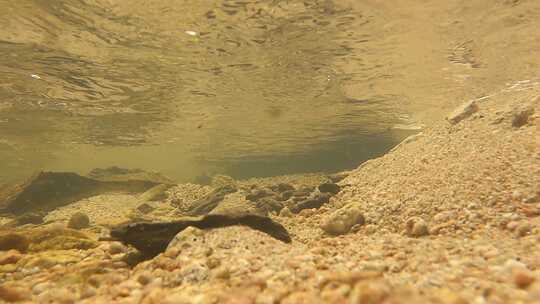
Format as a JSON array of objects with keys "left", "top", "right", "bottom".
[{"left": 0, "top": 0, "right": 420, "bottom": 182}]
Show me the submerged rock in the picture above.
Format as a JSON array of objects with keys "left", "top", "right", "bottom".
[
  {"left": 0, "top": 171, "right": 165, "bottom": 215},
  {"left": 0, "top": 232, "right": 30, "bottom": 252},
  {"left": 110, "top": 213, "right": 291, "bottom": 259},
  {"left": 185, "top": 185, "right": 237, "bottom": 216},
  {"left": 2, "top": 212, "right": 45, "bottom": 227},
  {"left": 255, "top": 197, "right": 284, "bottom": 215},
  {"left": 405, "top": 217, "right": 429, "bottom": 237},
  {"left": 291, "top": 192, "right": 331, "bottom": 214},
  {"left": 67, "top": 212, "right": 90, "bottom": 229},
  {"left": 446, "top": 100, "right": 478, "bottom": 124},
  {"left": 318, "top": 182, "right": 341, "bottom": 195},
  {"left": 321, "top": 203, "right": 365, "bottom": 235}
]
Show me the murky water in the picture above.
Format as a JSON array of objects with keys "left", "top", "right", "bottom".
[{"left": 0, "top": 0, "right": 420, "bottom": 183}]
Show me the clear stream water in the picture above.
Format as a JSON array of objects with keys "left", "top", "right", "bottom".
[{"left": 0, "top": 0, "right": 417, "bottom": 183}]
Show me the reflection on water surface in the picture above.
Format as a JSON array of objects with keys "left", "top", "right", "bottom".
[{"left": 0, "top": 0, "right": 415, "bottom": 182}]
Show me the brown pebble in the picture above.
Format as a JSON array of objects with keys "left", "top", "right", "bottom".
[
  {"left": 0, "top": 285, "right": 30, "bottom": 302},
  {"left": 0, "top": 250, "right": 22, "bottom": 265},
  {"left": 513, "top": 269, "right": 536, "bottom": 289},
  {"left": 0, "top": 233, "right": 30, "bottom": 252}
]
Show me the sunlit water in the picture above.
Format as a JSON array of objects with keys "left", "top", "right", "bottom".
[{"left": 0, "top": 0, "right": 419, "bottom": 183}]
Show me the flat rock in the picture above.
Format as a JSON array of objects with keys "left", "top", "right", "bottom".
[
  {"left": 0, "top": 171, "right": 163, "bottom": 215},
  {"left": 446, "top": 100, "right": 478, "bottom": 124},
  {"left": 185, "top": 185, "right": 237, "bottom": 216}
]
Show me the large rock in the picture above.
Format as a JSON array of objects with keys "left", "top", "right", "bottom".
[
  {"left": 321, "top": 203, "right": 365, "bottom": 235},
  {"left": 0, "top": 171, "right": 165, "bottom": 215}
]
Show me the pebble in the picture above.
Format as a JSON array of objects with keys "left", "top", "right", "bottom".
[
  {"left": 0, "top": 250, "right": 22, "bottom": 265},
  {"left": 0, "top": 285, "right": 30, "bottom": 302},
  {"left": 279, "top": 206, "right": 293, "bottom": 217},
  {"left": 67, "top": 212, "right": 90, "bottom": 229},
  {"left": 405, "top": 217, "right": 429, "bottom": 237},
  {"left": 109, "top": 242, "right": 127, "bottom": 255},
  {"left": 512, "top": 269, "right": 536, "bottom": 289},
  {"left": 0, "top": 232, "right": 30, "bottom": 252},
  {"left": 515, "top": 222, "right": 532, "bottom": 237},
  {"left": 321, "top": 203, "right": 365, "bottom": 235}
]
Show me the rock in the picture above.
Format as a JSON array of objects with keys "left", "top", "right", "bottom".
[
  {"left": 328, "top": 172, "right": 349, "bottom": 183},
  {"left": 0, "top": 250, "right": 22, "bottom": 265},
  {"left": 321, "top": 203, "right": 365, "bottom": 235},
  {"left": 405, "top": 217, "right": 429, "bottom": 237},
  {"left": 511, "top": 104, "right": 534, "bottom": 128},
  {"left": 446, "top": 100, "right": 478, "bottom": 124},
  {"left": 136, "top": 203, "right": 156, "bottom": 214},
  {"left": 274, "top": 183, "right": 295, "bottom": 193},
  {"left": 277, "top": 190, "right": 294, "bottom": 201},
  {"left": 246, "top": 188, "right": 274, "bottom": 202},
  {"left": 279, "top": 207, "right": 293, "bottom": 218},
  {"left": 27, "top": 226, "right": 97, "bottom": 251},
  {"left": 513, "top": 269, "right": 536, "bottom": 289},
  {"left": 111, "top": 214, "right": 291, "bottom": 259},
  {"left": 0, "top": 285, "right": 30, "bottom": 302},
  {"left": 108, "top": 242, "right": 127, "bottom": 254},
  {"left": 167, "top": 226, "right": 205, "bottom": 250},
  {"left": 3, "top": 212, "right": 44, "bottom": 227},
  {"left": 67, "top": 212, "right": 90, "bottom": 229},
  {"left": 0, "top": 171, "right": 162, "bottom": 215},
  {"left": 137, "top": 272, "right": 153, "bottom": 285},
  {"left": 515, "top": 222, "right": 532, "bottom": 237},
  {"left": 0, "top": 232, "right": 30, "bottom": 252},
  {"left": 349, "top": 280, "right": 390, "bottom": 304},
  {"left": 211, "top": 174, "right": 237, "bottom": 189},
  {"left": 255, "top": 197, "right": 284, "bottom": 214},
  {"left": 318, "top": 183, "right": 341, "bottom": 195},
  {"left": 87, "top": 166, "right": 174, "bottom": 184},
  {"left": 291, "top": 193, "right": 331, "bottom": 213},
  {"left": 139, "top": 184, "right": 172, "bottom": 202},
  {"left": 186, "top": 185, "right": 237, "bottom": 216}
]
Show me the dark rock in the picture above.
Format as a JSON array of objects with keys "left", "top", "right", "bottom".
[
  {"left": 186, "top": 185, "right": 237, "bottom": 216},
  {"left": 245, "top": 188, "right": 274, "bottom": 202},
  {"left": 0, "top": 171, "right": 162, "bottom": 215},
  {"left": 110, "top": 213, "right": 291, "bottom": 259},
  {"left": 3, "top": 212, "right": 44, "bottom": 227},
  {"left": 276, "top": 190, "right": 294, "bottom": 202},
  {"left": 0, "top": 232, "right": 30, "bottom": 252},
  {"left": 67, "top": 212, "right": 90, "bottom": 229},
  {"left": 274, "top": 183, "right": 295, "bottom": 193},
  {"left": 255, "top": 197, "right": 284, "bottom": 214},
  {"left": 136, "top": 203, "right": 155, "bottom": 214},
  {"left": 318, "top": 183, "right": 341, "bottom": 195},
  {"left": 291, "top": 193, "right": 332, "bottom": 214},
  {"left": 511, "top": 105, "right": 534, "bottom": 128}
]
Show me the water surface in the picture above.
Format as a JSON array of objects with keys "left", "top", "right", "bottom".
[{"left": 0, "top": 0, "right": 416, "bottom": 182}]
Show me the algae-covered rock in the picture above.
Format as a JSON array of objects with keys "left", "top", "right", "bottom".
[
  {"left": 28, "top": 226, "right": 97, "bottom": 251},
  {"left": 67, "top": 212, "right": 90, "bottom": 229}
]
